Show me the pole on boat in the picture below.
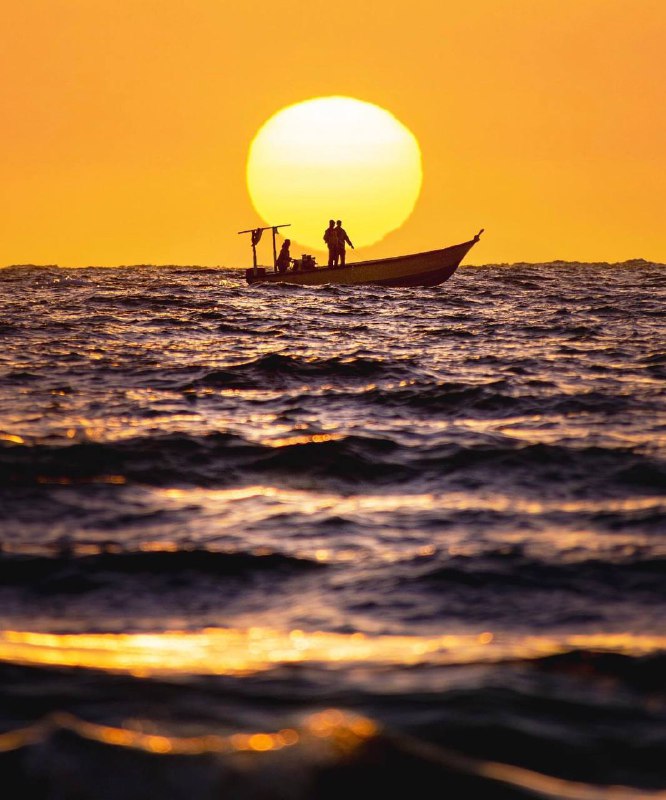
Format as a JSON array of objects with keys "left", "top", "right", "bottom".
[
  {"left": 238, "top": 224, "right": 291, "bottom": 274},
  {"left": 251, "top": 234, "right": 258, "bottom": 272}
]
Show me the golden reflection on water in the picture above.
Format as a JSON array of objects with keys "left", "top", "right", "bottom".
[
  {"left": 3, "top": 711, "right": 666, "bottom": 800},
  {"left": 36, "top": 474, "right": 127, "bottom": 485},
  {"left": 1, "top": 628, "right": 665, "bottom": 799},
  {"left": 0, "top": 628, "right": 664, "bottom": 678},
  {"left": 257, "top": 433, "right": 343, "bottom": 448},
  {"left": 54, "top": 712, "right": 308, "bottom": 755},
  {"left": 0, "top": 707, "right": 375, "bottom": 757},
  {"left": 0, "top": 432, "right": 25, "bottom": 444},
  {"left": 156, "top": 484, "right": 665, "bottom": 516},
  {"left": 150, "top": 485, "right": 666, "bottom": 562}
]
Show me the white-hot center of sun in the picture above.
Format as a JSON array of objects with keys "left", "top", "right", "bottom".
[{"left": 246, "top": 96, "right": 422, "bottom": 253}]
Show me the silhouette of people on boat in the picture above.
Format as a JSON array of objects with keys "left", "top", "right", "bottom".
[
  {"left": 276, "top": 239, "right": 292, "bottom": 273},
  {"left": 276, "top": 222, "right": 355, "bottom": 275},
  {"left": 323, "top": 219, "right": 337, "bottom": 267},
  {"left": 334, "top": 220, "right": 354, "bottom": 267}
]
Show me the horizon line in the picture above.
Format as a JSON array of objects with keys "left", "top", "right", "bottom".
[{"left": 1, "top": 257, "right": 663, "bottom": 271}]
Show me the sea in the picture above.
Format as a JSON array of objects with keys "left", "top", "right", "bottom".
[{"left": 0, "top": 260, "right": 664, "bottom": 799}]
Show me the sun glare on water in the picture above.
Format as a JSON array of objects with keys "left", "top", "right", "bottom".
[{"left": 247, "top": 96, "right": 422, "bottom": 253}]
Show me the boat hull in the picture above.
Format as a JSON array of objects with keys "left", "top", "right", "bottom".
[{"left": 245, "top": 236, "right": 480, "bottom": 287}]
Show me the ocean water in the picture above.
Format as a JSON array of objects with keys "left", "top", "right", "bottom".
[{"left": 0, "top": 261, "right": 664, "bottom": 799}]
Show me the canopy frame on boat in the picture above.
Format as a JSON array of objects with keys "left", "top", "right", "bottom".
[{"left": 238, "top": 223, "right": 291, "bottom": 275}]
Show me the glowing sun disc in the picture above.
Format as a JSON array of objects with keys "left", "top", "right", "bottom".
[{"left": 246, "top": 96, "right": 422, "bottom": 252}]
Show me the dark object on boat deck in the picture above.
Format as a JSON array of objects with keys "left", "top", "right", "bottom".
[
  {"left": 245, "top": 229, "right": 484, "bottom": 287},
  {"left": 292, "top": 254, "right": 317, "bottom": 272}
]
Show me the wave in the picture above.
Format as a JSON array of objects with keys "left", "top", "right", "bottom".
[
  {"left": 331, "top": 382, "right": 641, "bottom": 416},
  {"left": 0, "top": 640, "right": 664, "bottom": 798},
  {"left": 2, "top": 433, "right": 664, "bottom": 491},
  {"left": 413, "top": 546, "right": 666, "bottom": 598},
  {"left": 0, "top": 704, "right": 664, "bottom": 800},
  {"left": 185, "top": 353, "right": 409, "bottom": 391},
  {"left": 0, "top": 431, "right": 258, "bottom": 486},
  {"left": 0, "top": 547, "right": 322, "bottom": 593}
]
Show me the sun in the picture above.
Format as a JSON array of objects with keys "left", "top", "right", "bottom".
[{"left": 246, "top": 96, "right": 422, "bottom": 253}]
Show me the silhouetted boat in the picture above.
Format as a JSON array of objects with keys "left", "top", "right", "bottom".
[{"left": 244, "top": 229, "right": 484, "bottom": 287}]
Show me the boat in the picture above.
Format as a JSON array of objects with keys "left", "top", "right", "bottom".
[{"left": 243, "top": 229, "right": 484, "bottom": 287}]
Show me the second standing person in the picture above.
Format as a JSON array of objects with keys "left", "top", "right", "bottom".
[{"left": 335, "top": 220, "right": 354, "bottom": 267}]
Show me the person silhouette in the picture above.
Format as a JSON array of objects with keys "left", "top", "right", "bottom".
[
  {"left": 323, "top": 219, "right": 337, "bottom": 267},
  {"left": 276, "top": 239, "right": 292, "bottom": 273},
  {"left": 335, "top": 220, "right": 354, "bottom": 267}
]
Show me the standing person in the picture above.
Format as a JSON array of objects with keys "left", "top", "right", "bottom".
[
  {"left": 323, "top": 219, "right": 337, "bottom": 267},
  {"left": 276, "top": 239, "right": 292, "bottom": 273},
  {"left": 335, "top": 220, "right": 354, "bottom": 267}
]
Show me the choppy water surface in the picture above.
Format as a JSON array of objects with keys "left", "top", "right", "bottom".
[{"left": 0, "top": 262, "right": 664, "bottom": 798}]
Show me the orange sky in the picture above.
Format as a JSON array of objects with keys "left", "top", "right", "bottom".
[{"left": 1, "top": 0, "right": 664, "bottom": 267}]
